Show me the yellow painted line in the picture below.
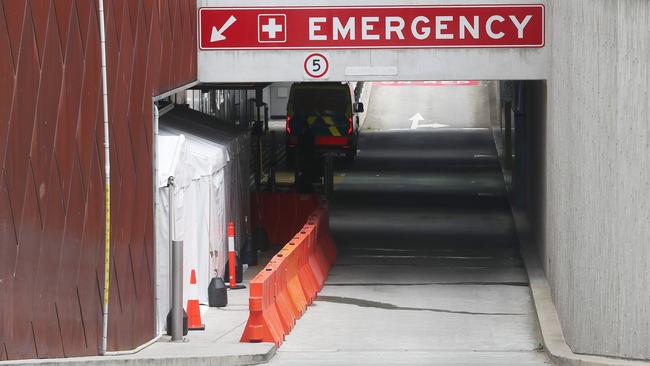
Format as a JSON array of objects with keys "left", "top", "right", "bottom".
[
  {"left": 103, "top": 183, "right": 110, "bottom": 326},
  {"left": 276, "top": 171, "right": 295, "bottom": 184},
  {"left": 273, "top": 171, "right": 346, "bottom": 186},
  {"left": 321, "top": 174, "right": 346, "bottom": 185}
]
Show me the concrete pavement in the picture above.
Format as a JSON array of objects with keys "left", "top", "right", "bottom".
[
  {"left": 267, "top": 81, "right": 552, "bottom": 365},
  {"left": 363, "top": 81, "right": 490, "bottom": 131}
]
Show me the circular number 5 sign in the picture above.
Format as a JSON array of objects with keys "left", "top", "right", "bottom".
[{"left": 304, "top": 53, "right": 329, "bottom": 79}]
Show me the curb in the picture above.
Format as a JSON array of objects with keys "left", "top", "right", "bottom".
[
  {"left": 0, "top": 344, "right": 276, "bottom": 366},
  {"left": 522, "top": 246, "right": 650, "bottom": 366}
]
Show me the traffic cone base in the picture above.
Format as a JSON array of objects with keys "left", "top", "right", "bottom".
[{"left": 187, "top": 269, "right": 205, "bottom": 330}]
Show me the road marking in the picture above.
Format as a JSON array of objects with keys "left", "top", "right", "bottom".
[
  {"left": 409, "top": 113, "right": 449, "bottom": 129},
  {"left": 418, "top": 123, "right": 449, "bottom": 129},
  {"left": 477, "top": 192, "right": 499, "bottom": 197},
  {"left": 274, "top": 171, "right": 346, "bottom": 185},
  {"left": 409, "top": 113, "right": 424, "bottom": 129}
]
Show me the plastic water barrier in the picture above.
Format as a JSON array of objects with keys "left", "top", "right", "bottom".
[
  {"left": 241, "top": 203, "right": 336, "bottom": 345},
  {"left": 251, "top": 192, "right": 320, "bottom": 249}
]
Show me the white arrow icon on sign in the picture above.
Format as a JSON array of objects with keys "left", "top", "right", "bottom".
[{"left": 210, "top": 15, "right": 237, "bottom": 42}]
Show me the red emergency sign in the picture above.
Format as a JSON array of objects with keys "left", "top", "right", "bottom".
[{"left": 199, "top": 5, "right": 544, "bottom": 50}]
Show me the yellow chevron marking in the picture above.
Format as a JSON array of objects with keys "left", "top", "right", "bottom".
[
  {"left": 321, "top": 116, "right": 341, "bottom": 136},
  {"left": 322, "top": 116, "right": 335, "bottom": 126},
  {"left": 329, "top": 126, "right": 341, "bottom": 136}
]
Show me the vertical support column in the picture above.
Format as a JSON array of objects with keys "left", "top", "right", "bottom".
[
  {"left": 504, "top": 101, "right": 513, "bottom": 170},
  {"left": 268, "top": 131, "right": 277, "bottom": 192},
  {"left": 264, "top": 103, "right": 269, "bottom": 132},
  {"left": 167, "top": 177, "right": 175, "bottom": 306},
  {"left": 254, "top": 132, "right": 262, "bottom": 191},
  {"left": 171, "top": 240, "right": 184, "bottom": 342},
  {"left": 209, "top": 90, "right": 217, "bottom": 117},
  {"left": 323, "top": 154, "right": 334, "bottom": 200},
  {"left": 513, "top": 81, "right": 528, "bottom": 209},
  {"left": 254, "top": 88, "right": 265, "bottom": 192}
]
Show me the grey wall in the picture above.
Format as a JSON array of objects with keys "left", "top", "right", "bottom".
[
  {"left": 269, "top": 83, "right": 292, "bottom": 118},
  {"left": 540, "top": 0, "right": 650, "bottom": 360}
]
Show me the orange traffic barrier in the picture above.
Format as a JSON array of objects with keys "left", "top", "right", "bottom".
[
  {"left": 251, "top": 193, "right": 319, "bottom": 247},
  {"left": 240, "top": 269, "right": 284, "bottom": 344},
  {"left": 240, "top": 203, "right": 336, "bottom": 346},
  {"left": 187, "top": 269, "right": 205, "bottom": 330}
]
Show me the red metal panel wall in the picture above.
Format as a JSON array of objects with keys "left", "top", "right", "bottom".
[{"left": 0, "top": 0, "right": 197, "bottom": 360}]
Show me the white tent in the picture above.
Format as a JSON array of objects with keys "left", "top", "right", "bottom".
[{"left": 155, "top": 106, "right": 250, "bottom": 332}]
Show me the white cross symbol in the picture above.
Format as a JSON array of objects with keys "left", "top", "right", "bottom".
[{"left": 262, "top": 18, "right": 283, "bottom": 39}]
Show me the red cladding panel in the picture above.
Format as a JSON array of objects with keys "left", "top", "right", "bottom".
[{"left": 0, "top": 0, "right": 197, "bottom": 360}]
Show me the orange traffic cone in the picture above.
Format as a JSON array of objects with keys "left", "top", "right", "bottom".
[{"left": 187, "top": 269, "right": 205, "bottom": 330}]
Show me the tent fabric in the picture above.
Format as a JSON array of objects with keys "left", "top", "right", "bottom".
[{"left": 155, "top": 106, "right": 250, "bottom": 332}]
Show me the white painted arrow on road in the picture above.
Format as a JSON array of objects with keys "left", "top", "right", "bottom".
[
  {"left": 421, "top": 123, "right": 450, "bottom": 128},
  {"left": 210, "top": 15, "right": 237, "bottom": 42},
  {"left": 409, "top": 113, "right": 424, "bottom": 129},
  {"left": 409, "top": 113, "right": 449, "bottom": 129}
]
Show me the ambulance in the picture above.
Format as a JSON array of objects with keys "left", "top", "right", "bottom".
[{"left": 285, "top": 82, "right": 363, "bottom": 162}]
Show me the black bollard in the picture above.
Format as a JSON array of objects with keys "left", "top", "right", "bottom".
[
  {"left": 165, "top": 309, "right": 188, "bottom": 336},
  {"left": 208, "top": 277, "right": 228, "bottom": 307},
  {"left": 252, "top": 226, "right": 269, "bottom": 252},
  {"left": 241, "top": 235, "right": 258, "bottom": 266}
]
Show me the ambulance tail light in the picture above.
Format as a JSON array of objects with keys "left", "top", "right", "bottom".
[
  {"left": 286, "top": 115, "right": 292, "bottom": 135},
  {"left": 347, "top": 117, "right": 353, "bottom": 134}
]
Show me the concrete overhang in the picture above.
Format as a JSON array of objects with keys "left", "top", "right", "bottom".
[{"left": 198, "top": 0, "right": 548, "bottom": 82}]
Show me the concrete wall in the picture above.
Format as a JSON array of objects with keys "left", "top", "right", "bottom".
[
  {"left": 269, "top": 83, "right": 292, "bottom": 118},
  {"left": 541, "top": 0, "right": 650, "bottom": 360}
]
